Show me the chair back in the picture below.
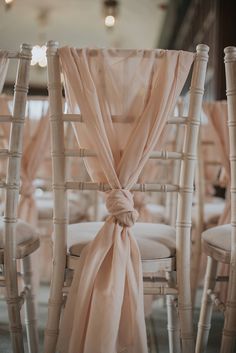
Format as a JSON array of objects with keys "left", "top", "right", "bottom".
[
  {"left": 0, "top": 44, "right": 32, "bottom": 353},
  {"left": 45, "top": 41, "right": 209, "bottom": 353},
  {"left": 225, "top": 46, "right": 236, "bottom": 273}
]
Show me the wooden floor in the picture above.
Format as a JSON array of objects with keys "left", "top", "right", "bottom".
[{"left": 0, "top": 285, "right": 226, "bottom": 352}]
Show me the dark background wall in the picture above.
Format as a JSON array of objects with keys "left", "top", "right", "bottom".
[{"left": 158, "top": 0, "right": 236, "bottom": 100}]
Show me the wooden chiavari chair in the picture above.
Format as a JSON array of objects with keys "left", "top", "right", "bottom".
[
  {"left": 44, "top": 41, "right": 208, "bottom": 353},
  {"left": 195, "top": 46, "right": 236, "bottom": 353},
  {"left": 0, "top": 45, "right": 40, "bottom": 353}
]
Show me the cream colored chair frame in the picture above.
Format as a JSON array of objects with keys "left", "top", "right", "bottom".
[
  {"left": 44, "top": 41, "right": 209, "bottom": 353},
  {"left": 0, "top": 44, "right": 39, "bottom": 353},
  {"left": 195, "top": 47, "right": 236, "bottom": 353}
]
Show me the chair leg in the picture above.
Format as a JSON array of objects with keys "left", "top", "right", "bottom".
[
  {"left": 176, "top": 260, "right": 194, "bottom": 353},
  {"left": 220, "top": 261, "right": 236, "bottom": 353},
  {"left": 43, "top": 264, "right": 65, "bottom": 353},
  {"left": 195, "top": 256, "right": 217, "bottom": 353},
  {"left": 22, "top": 254, "right": 39, "bottom": 353},
  {"left": 166, "top": 295, "right": 181, "bottom": 353},
  {"left": 166, "top": 271, "right": 181, "bottom": 353},
  {"left": 5, "top": 260, "right": 25, "bottom": 353}
]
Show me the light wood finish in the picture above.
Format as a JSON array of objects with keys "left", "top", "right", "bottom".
[
  {"left": 192, "top": 133, "right": 223, "bottom": 303},
  {"left": 195, "top": 46, "right": 236, "bottom": 353},
  {"left": 221, "top": 46, "right": 236, "bottom": 353},
  {"left": 166, "top": 98, "right": 186, "bottom": 227},
  {"left": 44, "top": 41, "right": 208, "bottom": 353},
  {"left": 1, "top": 44, "right": 39, "bottom": 353}
]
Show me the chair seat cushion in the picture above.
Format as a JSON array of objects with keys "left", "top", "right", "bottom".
[
  {"left": 192, "top": 200, "right": 226, "bottom": 226},
  {"left": 202, "top": 224, "right": 231, "bottom": 263},
  {"left": 0, "top": 218, "right": 40, "bottom": 259},
  {"left": 68, "top": 222, "right": 176, "bottom": 260}
]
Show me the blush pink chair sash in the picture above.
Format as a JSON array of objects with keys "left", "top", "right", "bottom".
[
  {"left": 18, "top": 101, "right": 50, "bottom": 225},
  {"left": 0, "top": 52, "right": 10, "bottom": 146},
  {"left": 57, "top": 47, "right": 194, "bottom": 353},
  {"left": 0, "top": 95, "right": 11, "bottom": 146},
  {"left": 0, "top": 52, "right": 9, "bottom": 93},
  {"left": 203, "top": 101, "right": 230, "bottom": 224}
]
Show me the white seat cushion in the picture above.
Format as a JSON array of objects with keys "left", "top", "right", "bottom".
[
  {"left": 202, "top": 224, "right": 231, "bottom": 252},
  {"left": 0, "top": 218, "right": 39, "bottom": 259},
  {"left": 146, "top": 204, "right": 165, "bottom": 222},
  {"left": 192, "top": 200, "right": 226, "bottom": 225},
  {"left": 202, "top": 224, "right": 231, "bottom": 263},
  {"left": 68, "top": 222, "right": 176, "bottom": 260}
]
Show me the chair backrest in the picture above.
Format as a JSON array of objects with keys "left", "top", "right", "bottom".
[
  {"left": 224, "top": 46, "right": 236, "bottom": 264},
  {"left": 46, "top": 40, "right": 209, "bottom": 256},
  {"left": 0, "top": 44, "right": 32, "bottom": 262},
  {"left": 45, "top": 41, "right": 208, "bottom": 351}
]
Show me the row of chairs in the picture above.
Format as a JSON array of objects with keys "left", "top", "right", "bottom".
[{"left": 0, "top": 42, "right": 235, "bottom": 353}]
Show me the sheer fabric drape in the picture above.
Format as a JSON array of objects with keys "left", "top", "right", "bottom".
[
  {"left": 57, "top": 47, "right": 194, "bottom": 353},
  {"left": 18, "top": 100, "right": 50, "bottom": 225},
  {"left": 0, "top": 52, "right": 9, "bottom": 93},
  {"left": 0, "top": 53, "right": 10, "bottom": 152},
  {"left": 0, "top": 95, "right": 11, "bottom": 144},
  {"left": 203, "top": 101, "right": 230, "bottom": 302},
  {"left": 203, "top": 101, "right": 229, "bottom": 224}
]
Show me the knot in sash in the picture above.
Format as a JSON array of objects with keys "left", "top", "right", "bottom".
[{"left": 106, "top": 189, "right": 139, "bottom": 227}]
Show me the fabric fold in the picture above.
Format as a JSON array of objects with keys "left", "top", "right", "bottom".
[
  {"left": 57, "top": 47, "right": 194, "bottom": 353},
  {"left": 203, "top": 101, "right": 229, "bottom": 224},
  {"left": 18, "top": 100, "right": 50, "bottom": 226}
]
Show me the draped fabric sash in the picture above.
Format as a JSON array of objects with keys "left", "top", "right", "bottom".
[
  {"left": 57, "top": 47, "right": 194, "bottom": 353},
  {"left": 203, "top": 101, "right": 230, "bottom": 224},
  {"left": 18, "top": 100, "right": 50, "bottom": 225},
  {"left": 0, "top": 51, "right": 9, "bottom": 93}
]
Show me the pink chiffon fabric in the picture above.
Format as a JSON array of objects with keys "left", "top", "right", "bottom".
[
  {"left": 57, "top": 47, "right": 194, "bottom": 353},
  {"left": 0, "top": 51, "right": 9, "bottom": 93},
  {"left": 0, "top": 95, "right": 11, "bottom": 150},
  {"left": 0, "top": 51, "right": 10, "bottom": 151},
  {"left": 203, "top": 101, "right": 230, "bottom": 224},
  {"left": 18, "top": 101, "right": 50, "bottom": 225}
]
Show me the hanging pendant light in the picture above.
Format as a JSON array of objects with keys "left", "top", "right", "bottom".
[
  {"left": 103, "top": 0, "right": 119, "bottom": 28},
  {"left": 4, "top": 0, "right": 14, "bottom": 10}
]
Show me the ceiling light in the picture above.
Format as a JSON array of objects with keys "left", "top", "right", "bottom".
[
  {"left": 4, "top": 0, "right": 14, "bottom": 10},
  {"left": 105, "top": 15, "right": 115, "bottom": 27},
  {"left": 103, "top": 0, "right": 119, "bottom": 28}
]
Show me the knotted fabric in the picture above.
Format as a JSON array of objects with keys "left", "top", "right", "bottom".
[
  {"left": 106, "top": 189, "right": 139, "bottom": 227},
  {"left": 57, "top": 47, "right": 194, "bottom": 353}
]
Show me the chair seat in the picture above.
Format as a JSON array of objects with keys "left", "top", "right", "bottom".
[
  {"left": 202, "top": 224, "right": 231, "bottom": 263},
  {"left": 0, "top": 218, "right": 40, "bottom": 260},
  {"left": 67, "top": 221, "right": 176, "bottom": 261},
  {"left": 192, "top": 199, "right": 226, "bottom": 226}
]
